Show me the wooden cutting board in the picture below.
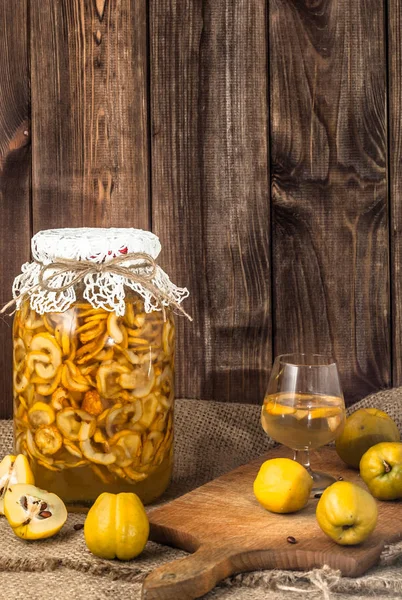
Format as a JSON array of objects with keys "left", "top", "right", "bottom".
[{"left": 142, "top": 446, "right": 402, "bottom": 600}]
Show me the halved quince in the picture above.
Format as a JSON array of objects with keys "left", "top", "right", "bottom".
[
  {"left": 4, "top": 483, "right": 67, "bottom": 540},
  {"left": 0, "top": 455, "right": 35, "bottom": 515}
]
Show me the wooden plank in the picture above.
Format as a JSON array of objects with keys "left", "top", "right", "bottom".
[
  {"left": 389, "top": 0, "right": 402, "bottom": 387},
  {"left": 30, "top": 0, "right": 149, "bottom": 231},
  {"left": 0, "top": 1, "right": 31, "bottom": 418},
  {"left": 150, "top": 0, "right": 271, "bottom": 403},
  {"left": 270, "top": 0, "right": 389, "bottom": 405}
]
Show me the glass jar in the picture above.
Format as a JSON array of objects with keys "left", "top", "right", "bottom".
[{"left": 11, "top": 228, "right": 188, "bottom": 510}]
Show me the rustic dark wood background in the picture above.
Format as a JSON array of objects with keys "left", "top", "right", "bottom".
[{"left": 0, "top": 0, "right": 397, "bottom": 418}]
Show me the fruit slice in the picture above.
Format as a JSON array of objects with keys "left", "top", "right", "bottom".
[
  {"left": 119, "top": 366, "right": 155, "bottom": 398},
  {"left": 56, "top": 408, "right": 94, "bottom": 441},
  {"left": 80, "top": 438, "right": 116, "bottom": 465},
  {"left": 96, "top": 362, "right": 130, "bottom": 397},
  {"left": 4, "top": 483, "right": 67, "bottom": 540},
  {"left": 107, "top": 313, "right": 124, "bottom": 344},
  {"left": 263, "top": 401, "right": 296, "bottom": 416},
  {"left": 309, "top": 406, "right": 342, "bottom": 419},
  {"left": 0, "top": 455, "right": 35, "bottom": 515},
  {"left": 28, "top": 402, "right": 56, "bottom": 429},
  {"left": 34, "top": 425, "right": 63, "bottom": 456},
  {"left": 81, "top": 390, "right": 104, "bottom": 416},
  {"left": 30, "top": 332, "right": 62, "bottom": 372}
]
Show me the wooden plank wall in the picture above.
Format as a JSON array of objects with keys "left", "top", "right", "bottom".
[
  {"left": 0, "top": 1, "right": 31, "bottom": 419},
  {"left": 0, "top": 0, "right": 396, "bottom": 417}
]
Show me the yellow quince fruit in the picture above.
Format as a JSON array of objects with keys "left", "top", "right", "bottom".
[
  {"left": 316, "top": 481, "right": 377, "bottom": 545},
  {"left": 360, "top": 442, "right": 402, "bottom": 500},
  {"left": 84, "top": 492, "right": 149, "bottom": 560},
  {"left": 335, "top": 408, "right": 399, "bottom": 469},
  {"left": 253, "top": 458, "right": 312, "bottom": 514}
]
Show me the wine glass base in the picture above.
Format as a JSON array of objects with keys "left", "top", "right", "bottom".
[{"left": 310, "top": 470, "right": 337, "bottom": 496}]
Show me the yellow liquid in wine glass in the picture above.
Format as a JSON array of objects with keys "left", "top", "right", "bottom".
[{"left": 261, "top": 392, "right": 345, "bottom": 450}]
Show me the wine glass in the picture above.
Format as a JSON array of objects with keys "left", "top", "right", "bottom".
[{"left": 261, "top": 353, "right": 346, "bottom": 492}]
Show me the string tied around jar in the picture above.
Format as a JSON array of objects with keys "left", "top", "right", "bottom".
[{"left": 1, "top": 252, "right": 192, "bottom": 321}]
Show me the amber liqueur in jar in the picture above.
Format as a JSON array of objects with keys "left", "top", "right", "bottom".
[{"left": 12, "top": 228, "right": 189, "bottom": 510}]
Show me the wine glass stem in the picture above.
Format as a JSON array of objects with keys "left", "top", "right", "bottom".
[{"left": 293, "top": 449, "right": 312, "bottom": 475}]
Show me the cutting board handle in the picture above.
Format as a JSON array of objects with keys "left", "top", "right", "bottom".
[{"left": 142, "top": 544, "right": 235, "bottom": 600}]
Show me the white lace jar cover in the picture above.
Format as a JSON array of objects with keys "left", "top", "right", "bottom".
[{"left": 12, "top": 228, "right": 190, "bottom": 317}]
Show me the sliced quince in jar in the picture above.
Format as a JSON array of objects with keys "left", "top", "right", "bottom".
[
  {"left": 56, "top": 408, "right": 94, "bottom": 441},
  {"left": 162, "top": 319, "right": 174, "bottom": 356},
  {"left": 34, "top": 425, "right": 63, "bottom": 456},
  {"left": 51, "top": 387, "right": 69, "bottom": 411},
  {"left": 141, "top": 439, "right": 155, "bottom": 466},
  {"left": 14, "top": 367, "right": 29, "bottom": 394},
  {"left": 150, "top": 411, "right": 169, "bottom": 432},
  {"left": 25, "top": 310, "right": 45, "bottom": 330},
  {"left": 124, "top": 302, "right": 136, "bottom": 328},
  {"left": 30, "top": 332, "right": 62, "bottom": 371},
  {"left": 63, "top": 439, "right": 83, "bottom": 459},
  {"left": 28, "top": 402, "right": 55, "bottom": 429},
  {"left": 34, "top": 366, "right": 62, "bottom": 396},
  {"left": 158, "top": 391, "right": 174, "bottom": 411},
  {"left": 118, "top": 365, "right": 155, "bottom": 398},
  {"left": 94, "top": 347, "right": 114, "bottom": 362},
  {"left": 82, "top": 390, "right": 104, "bottom": 416},
  {"left": 80, "top": 438, "right": 116, "bottom": 465},
  {"left": 138, "top": 394, "right": 159, "bottom": 429},
  {"left": 13, "top": 338, "right": 26, "bottom": 370},
  {"left": 108, "top": 464, "right": 128, "bottom": 480},
  {"left": 53, "top": 453, "right": 88, "bottom": 469},
  {"left": 105, "top": 402, "right": 143, "bottom": 437},
  {"left": 26, "top": 429, "right": 55, "bottom": 466},
  {"left": 110, "top": 431, "right": 142, "bottom": 467},
  {"left": 105, "top": 403, "right": 126, "bottom": 437},
  {"left": 148, "top": 430, "right": 165, "bottom": 450},
  {"left": 93, "top": 427, "right": 108, "bottom": 445},
  {"left": 84, "top": 312, "right": 108, "bottom": 322},
  {"left": 0, "top": 454, "right": 35, "bottom": 515},
  {"left": 22, "top": 385, "right": 36, "bottom": 409},
  {"left": 115, "top": 347, "right": 140, "bottom": 365},
  {"left": 123, "top": 465, "right": 148, "bottom": 482},
  {"left": 96, "top": 406, "right": 111, "bottom": 429},
  {"left": 4, "top": 483, "right": 67, "bottom": 540},
  {"left": 154, "top": 434, "right": 173, "bottom": 467},
  {"left": 26, "top": 350, "right": 56, "bottom": 380},
  {"left": 107, "top": 313, "right": 125, "bottom": 344},
  {"left": 43, "top": 313, "right": 59, "bottom": 334},
  {"left": 76, "top": 332, "right": 109, "bottom": 364},
  {"left": 79, "top": 321, "right": 107, "bottom": 344},
  {"left": 60, "top": 332, "right": 71, "bottom": 357},
  {"left": 76, "top": 305, "right": 105, "bottom": 317},
  {"left": 96, "top": 362, "right": 130, "bottom": 397},
  {"left": 16, "top": 394, "right": 28, "bottom": 412},
  {"left": 78, "top": 420, "right": 97, "bottom": 441},
  {"left": 61, "top": 361, "right": 91, "bottom": 392}
]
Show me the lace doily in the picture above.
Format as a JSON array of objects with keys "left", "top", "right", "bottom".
[{"left": 12, "top": 228, "right": 189, "bottom": 316}]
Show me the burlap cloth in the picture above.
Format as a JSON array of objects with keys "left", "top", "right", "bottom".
[{"left": 1, "top": 390, "right": 402, "bottom": 599}]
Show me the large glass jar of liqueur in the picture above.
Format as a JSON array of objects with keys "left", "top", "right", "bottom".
[{"left": 11, "top": 228, "right": 189, "bottom": 510}]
